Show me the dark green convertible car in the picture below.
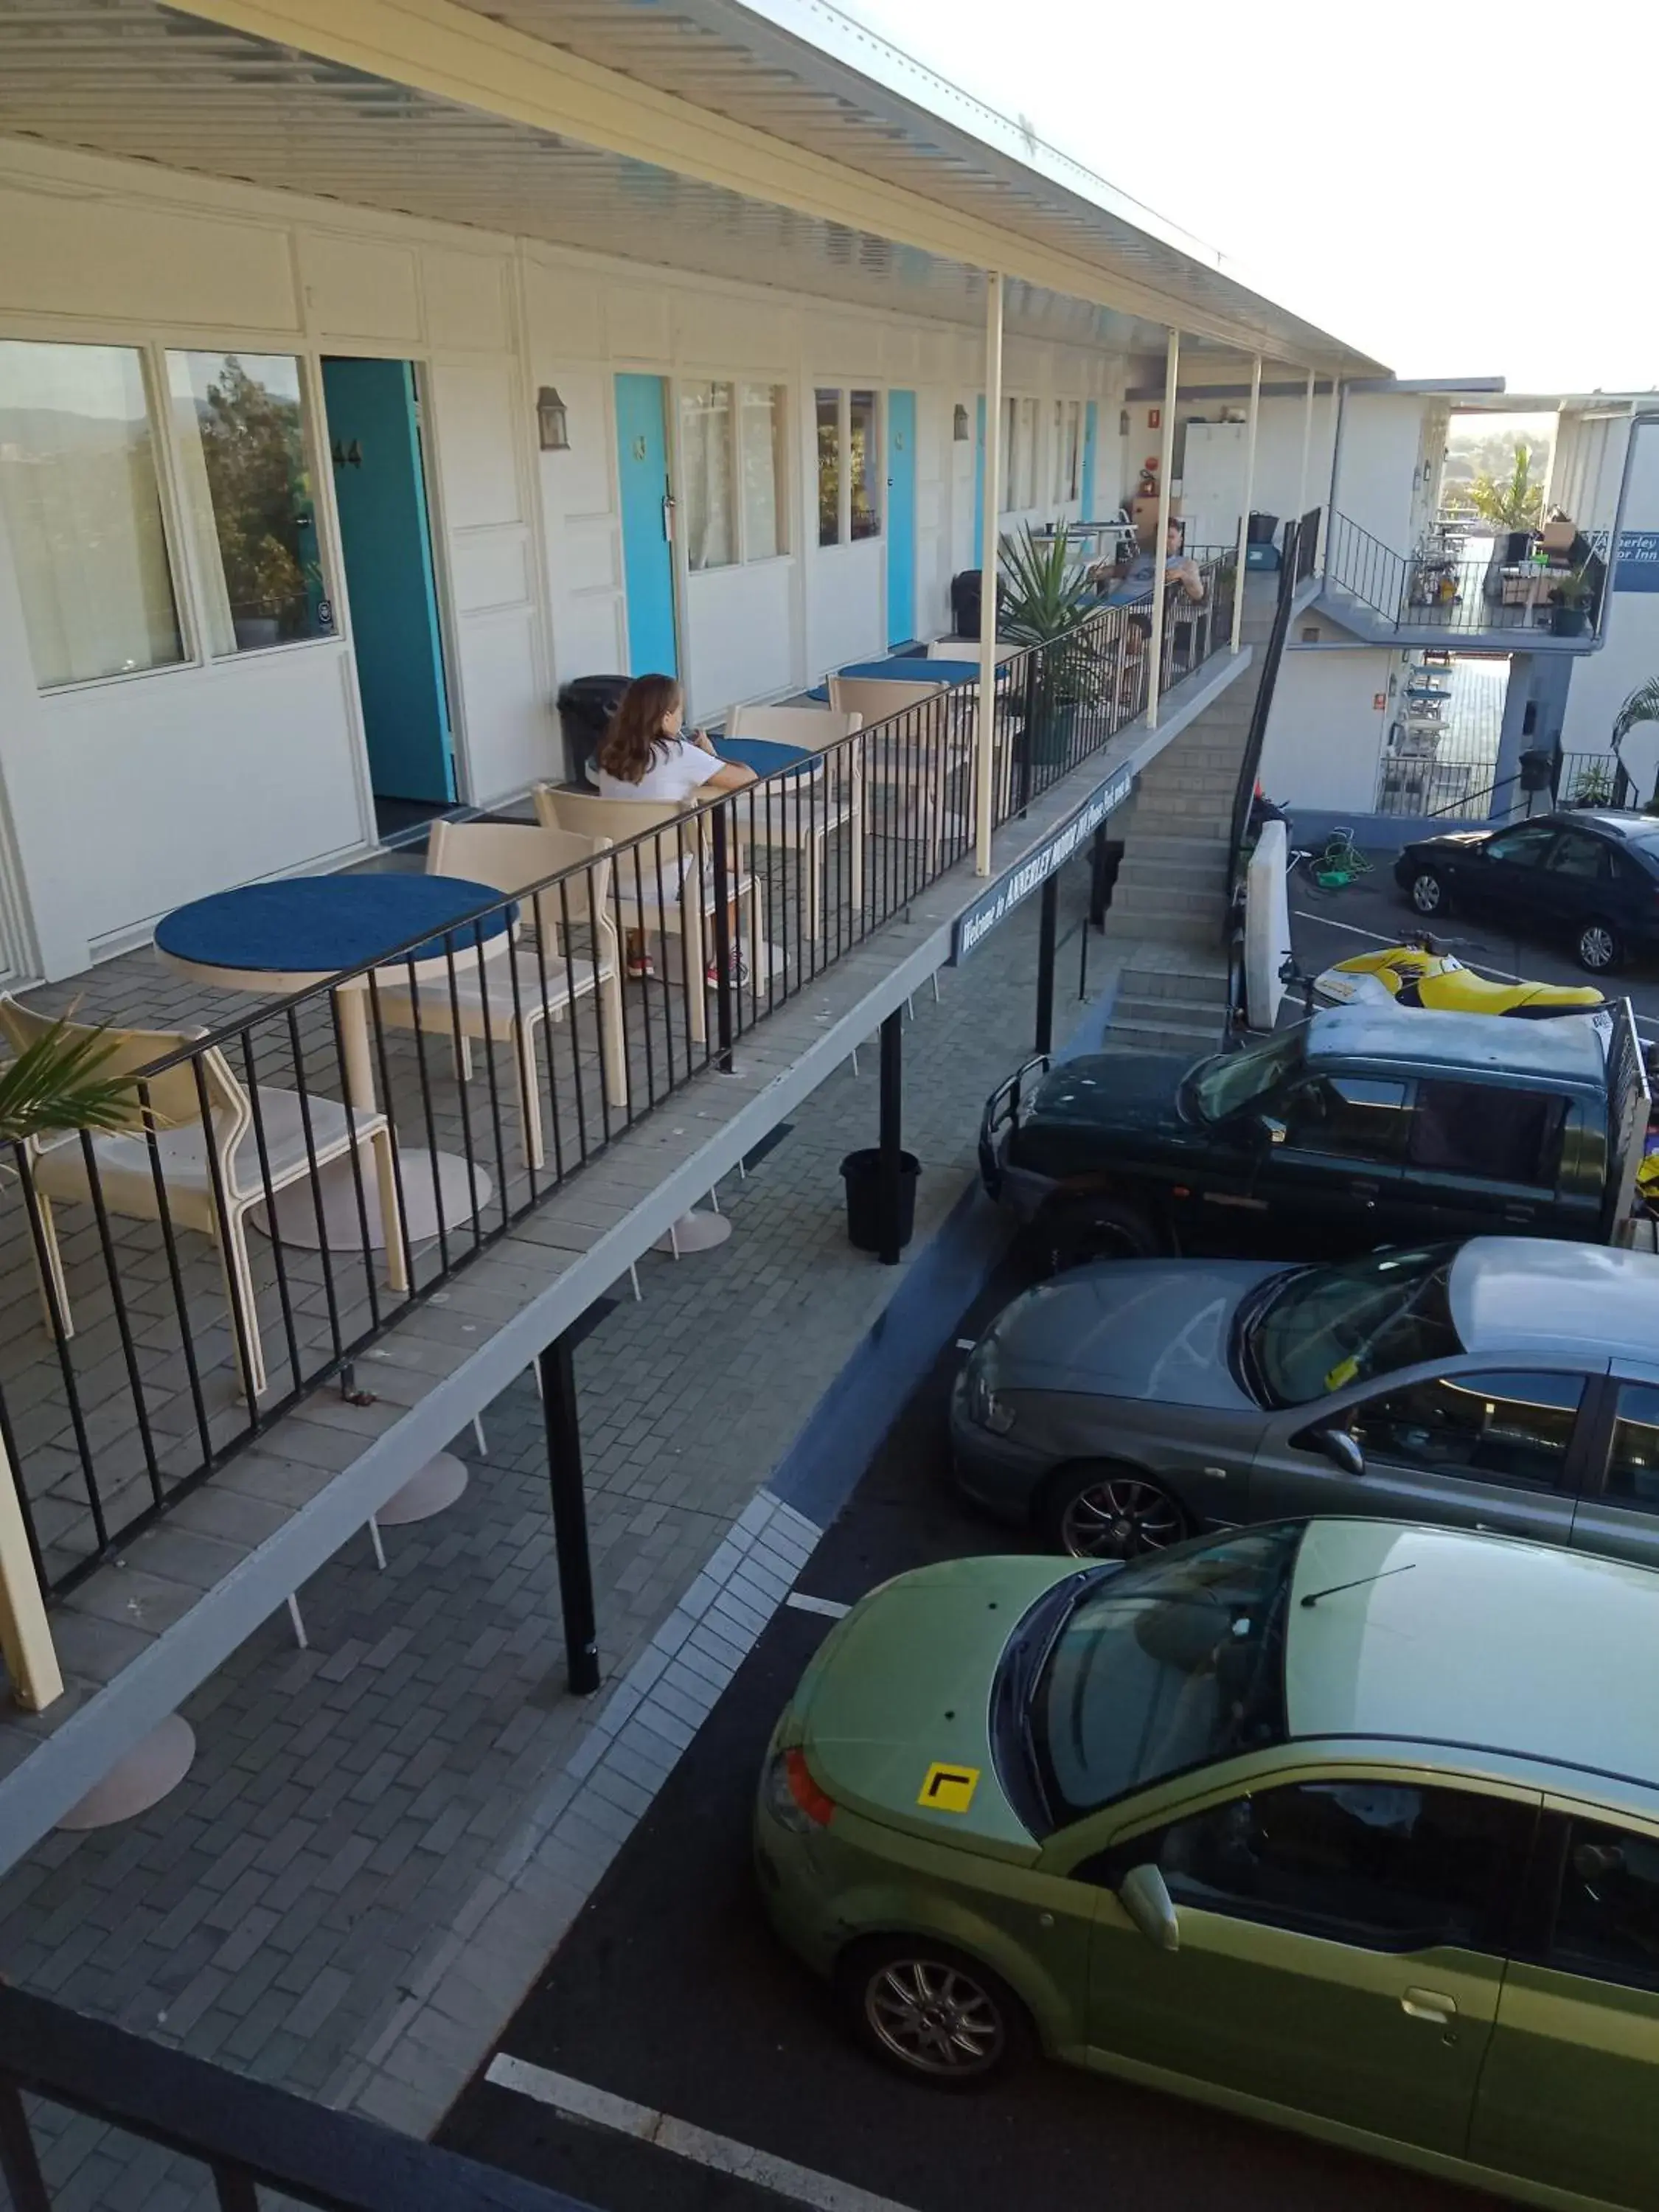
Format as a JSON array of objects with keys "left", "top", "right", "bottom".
[{"left": 757, "top": 1518, "right": 1659, "bottom": 2210}]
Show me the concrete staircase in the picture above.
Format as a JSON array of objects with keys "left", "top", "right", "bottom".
[{"left": 1101, "top": 586, "right": 1280, "bottom": 1056}]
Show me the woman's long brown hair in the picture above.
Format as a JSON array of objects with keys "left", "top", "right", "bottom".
[{"left": 597, "top": 673, "right": 683, "bottom": 785}]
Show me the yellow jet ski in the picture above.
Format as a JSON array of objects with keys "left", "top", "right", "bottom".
[{"left": 1313, "top": 938, "right": 1605, "bottom": 1018}]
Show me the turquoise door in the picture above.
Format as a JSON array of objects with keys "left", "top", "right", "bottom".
[
  {"left": 322, "top": 357, "right": 453, "bottom": 804},
  {"left": 1082, "top": 400, "right": 1099, "bottom": 517},
  {"left": 614, "top": 372, "right": 678, "bottom": 676},
  {"left": 973, "top": 394, "right": 987, "bottom": 566},
  {"left": 886, "top": 389, "right": 917, "bottom": 646}
]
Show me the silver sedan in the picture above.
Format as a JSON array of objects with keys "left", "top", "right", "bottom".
[{"left": 949, "top": 1237, "right": 1659, "bottom": 1563}]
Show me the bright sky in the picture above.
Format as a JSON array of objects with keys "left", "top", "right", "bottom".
[{"left": 836, "top": 0, "right": 1655, "bottom": 395}]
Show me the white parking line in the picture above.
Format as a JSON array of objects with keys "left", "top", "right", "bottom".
[
  {"left": 785, "top": 1592, "right": 851, "bottom": 1619},
  {"left": 485, "top": 2053, "right": 919, "bottom": 2212},
  {"left": 954, "top": 1337, "right": 977, "bottom": 1349}
]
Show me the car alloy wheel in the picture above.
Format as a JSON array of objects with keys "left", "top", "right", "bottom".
[
  {"left": 1577, "top": 919, "right": 1619, "bottom": 973},
  {"left": 1409, "top": 869, "right": 1444, "bottom": 916},
  {"left": 1055, "top": 1470, "right": 1186, "bottom": 1560},
  {"left": 862, "top": 1955, "right": 1006, "bottom": 2081}
]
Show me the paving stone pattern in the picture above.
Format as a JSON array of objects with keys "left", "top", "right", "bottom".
[{"left": 0, "top": 860, "right": 1117, "bottom": 2210}]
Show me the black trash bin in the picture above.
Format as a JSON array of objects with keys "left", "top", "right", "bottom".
[
  {"left": 1246, "top": 512, "right": 1279, "bottom": 547},
  {"left": 1519, "top": 746, "right": 1556, "bottom": 796},
  {"left": 557, "top": 673, "right": 631, "bottom": 784},
  {"left": 840, "top": 1148, "right": 920, "bottom": 1254}
]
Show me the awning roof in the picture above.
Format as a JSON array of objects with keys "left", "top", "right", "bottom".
[{"left": 0, "top": 0, "right": 1389, "bottom": 369}]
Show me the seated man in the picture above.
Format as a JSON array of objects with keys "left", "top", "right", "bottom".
[{"left": 1094, "top": 518, "right": 1207, "bottom": 609}]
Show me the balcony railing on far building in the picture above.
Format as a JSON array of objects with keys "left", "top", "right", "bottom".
[{"left": 1324, "top": 512, "right": 1605, "bottom": 639}]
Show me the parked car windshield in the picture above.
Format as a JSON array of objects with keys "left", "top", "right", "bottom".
[
  {"left": 1241, "top": 1245, "right": 1461, "bottom": 1409},
  {"left": 1031, "top": 1525, "right": 1299, "bottom": 1818},
  {"left": 1189, "top": 1027, "right": 1306, "bottom": 1123}
]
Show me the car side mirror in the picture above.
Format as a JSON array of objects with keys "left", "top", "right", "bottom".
[
  {"left": 1118, "top": 1863, "right": 1180, "bottom": 1952},
  {"left": 1259, "top": 1116, "right": 1287, "bottom": 1147},
  {"left": 1315, "top": 1427, "right": 1366, "bottom": 1478}
]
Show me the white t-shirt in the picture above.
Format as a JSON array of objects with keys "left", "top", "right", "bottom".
[{"left": 597, "top": 737, "right": 725, "bottom": 804}]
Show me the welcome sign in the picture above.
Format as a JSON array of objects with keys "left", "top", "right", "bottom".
[{"left": 950, "top": 765, "right": 1134, "bottom": 962}]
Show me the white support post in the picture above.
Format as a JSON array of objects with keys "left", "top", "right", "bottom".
[
  {"left": 1145, "top": 328, "right": 1180, "bottom": 729},
  {"left": 975, "top": 270, "right": 1004, "bottom": 876},
  {"left": 1297, "top": 367, "right": 1316, "bottom": 521},
  {"left": 1231, "top": 353, "right": 1262, "bottom": 653},
  {"left": 0, "top": 1436, "right": 62, "bottom": 1711}
]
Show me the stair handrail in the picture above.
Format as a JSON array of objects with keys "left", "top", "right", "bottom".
[
  {"left": 1324, "top": 510, "right": 1409, "bottom": 625},
  {"left": 1227, "top": 515, "right": 1303, "bottom": 870}
]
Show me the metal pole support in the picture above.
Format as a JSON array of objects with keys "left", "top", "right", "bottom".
[
  {"left": 877, "top": 1006, "right": 904, "bottom": 1266},
  {"left": 1035, "top": 874, "right": 1059, "bottom": 1056},
  {"left": 709, "top": 801, "right": 736, "bottom": 1073},
  {"left": 538, "top": 1332, "right": 600, "bottom": 1697}
]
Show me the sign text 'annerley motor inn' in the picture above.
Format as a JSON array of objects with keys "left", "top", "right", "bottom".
[{"left": 951, "top": 766, "right": 1135, "bottom": 961}]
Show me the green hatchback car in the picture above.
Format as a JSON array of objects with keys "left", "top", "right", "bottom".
[{"left": 755, "top": 1520, "right": 1659, "bottom": 2211}]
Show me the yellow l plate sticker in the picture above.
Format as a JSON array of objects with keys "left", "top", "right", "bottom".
[{"left": 918, "top": 1762, "right": 980, "bottom": 1814}]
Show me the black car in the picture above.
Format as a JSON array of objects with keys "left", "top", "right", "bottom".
[{"left": 1394, "top": 810, "right": 1659, "bottom": 975}]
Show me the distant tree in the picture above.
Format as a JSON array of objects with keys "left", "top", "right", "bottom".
[
  {"left": 1463, "top": 441, "right": 1544, "bottom": 532},
  {"left": 197, "top": 358, "right": 310, "bottom": 627}
]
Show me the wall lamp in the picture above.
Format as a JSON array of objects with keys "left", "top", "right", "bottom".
[{"left": 536, "top": 386, "right": 571, "bottom": 452}]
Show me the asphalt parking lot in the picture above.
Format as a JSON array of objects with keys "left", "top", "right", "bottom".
[
  {"left": 1287, "top": 832, "right": 1659, "bottom": 1042},
  {"left": 439, "top": 1261, "right": 1504, "bottom": 2212}
]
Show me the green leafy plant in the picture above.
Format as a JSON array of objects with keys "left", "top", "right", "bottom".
[
  {"left": 1464, "top": 442, "right": 1544, "bottom": 532},
  {"left": 0, "top": 1016, "right": 136, "bottom": 1147},
  {"left": 1552, "top": 566, "right": 1595, "bottom": 609},
  {"left": 1613, "top": 676, "right": 1659, "bottom": 751},
  {"left": 997, "top": 526, "right": 1112, "bottom": 721},
  {"left": 1569, "top": 760, "right": 1617, "bottom": 807}
]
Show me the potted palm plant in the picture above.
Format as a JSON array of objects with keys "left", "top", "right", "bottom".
[
  {"left": 997, "top": 526, "right": 1107, "bottom": 766},
  {"left": 1, "top": 1015, "right": 136, "bottom": 1152},
  {"left": 1549, "top": 567, "right": 1595, "bottom": 638}
]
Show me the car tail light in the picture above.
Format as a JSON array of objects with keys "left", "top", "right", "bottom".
[{"left": 764, "top": 1747, "right": 835, "bottom": 1832}]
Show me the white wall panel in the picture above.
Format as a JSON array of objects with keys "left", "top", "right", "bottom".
[
  {"left": 0, "top": 184, "right": 297, "bottom": 331},
  {"left": 685, "top": 562, "right": 794, "bottom": 714},
  {"left": 50, "top": 647, "right": 365, "bottom": 953},
  {"left": 607, "top": 286, "right": 672, "bottom": 362},
  {"left": 453, "top": 610, "right": 550, "bottom": 799},
  {"left": 299, "top": 234, "right": 420, "bottom": 345},
  {"left": 423, "top": 249, "right": 510, "bottom": 352}
]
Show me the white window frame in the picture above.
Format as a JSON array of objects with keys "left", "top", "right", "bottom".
[
  {"left": 0, "top": 317, "right": 341, "bottom": 695},
  {"left": 812, "top": 383, "right": 883, "bottom": 550}
]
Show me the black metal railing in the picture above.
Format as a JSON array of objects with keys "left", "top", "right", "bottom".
[
  {"left": 1372, "top": 754, "right": 1509, "bottom": 820},
  {"left": 0, "top": 1980, "right": 588, "bottom": 2211},
  {"left": 0, "top": 558, "right": 1236, "bottom": 1601},
  {"left": 1295, "top": 507, "right": 1321, "bottom": 584},
  {"left": 1325, "top": 512, "right": 1605, "bottom": 638},
  {"left": 1556, "top": 750, "right": 1632, "bottom": 809},
  {"left": 1227, "top": 517, "right": 1302, "bottom": 866}
]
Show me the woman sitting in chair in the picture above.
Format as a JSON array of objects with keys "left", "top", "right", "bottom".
[{"left": 596, "top": 673, "right": 757, "bottom": 984}]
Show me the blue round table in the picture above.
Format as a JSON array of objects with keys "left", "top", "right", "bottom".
[
  {"left": 156, "top": 872, "right": 515, "bottom": 978},
  {"left": 713, "top": 737, "right": 821, "bottom": 780},
  {"left": 156, "top": 872, "right": 515, "bottom": 1250},
  {"left": 835, "top": 657, "right": 978, "bottom": 685}
]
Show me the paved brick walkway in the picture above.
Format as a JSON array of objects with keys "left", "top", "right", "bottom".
[{"left": 0, "top": 860, "right": 1122, "bottom": 2208}]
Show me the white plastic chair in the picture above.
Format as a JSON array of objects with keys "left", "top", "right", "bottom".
[
  {"left": 830, "top": 675, "right": 971, "bottom": 865},
  {"left": 375, "top": 820, "right": 627, "bottom": 1171},
  {"left": 0, "top": 998, "right": 405, "bottom": 1402},
  {"left": 532, "top": 787, "right": 759, "bottom": 1043},
  {"left": 726, "top": 705, "right": 865, "bottom": 933}
]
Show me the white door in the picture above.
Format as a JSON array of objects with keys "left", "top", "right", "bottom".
[{"left": 1182, "top": 422, "right": 1248, "bottom": 553}]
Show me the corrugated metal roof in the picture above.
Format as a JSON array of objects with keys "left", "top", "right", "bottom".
[{"left": 0, "top": 0, "right": 1386, "bottom": 368}]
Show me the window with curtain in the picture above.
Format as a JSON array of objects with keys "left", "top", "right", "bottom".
[
  {"left": 849, "top": 389, "right": 879, "bottom": 540},
  {"left": 678, "top": 380, "right": 737, "bottom": 571},
  {"left": 167, "top": 351, "right": 327, "bottom": 655},
  {"left": 1017, "top": 398, "right": 1038, "bottom": 509},
  {"left": 0, "top": 340, "right": 184, "bottom": 689},
  {"left": 816, "top": 388, "right": 841, "bottom": 546},
  {"left": 739, "top": 384, "right": 788, "bottom": 561}
]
